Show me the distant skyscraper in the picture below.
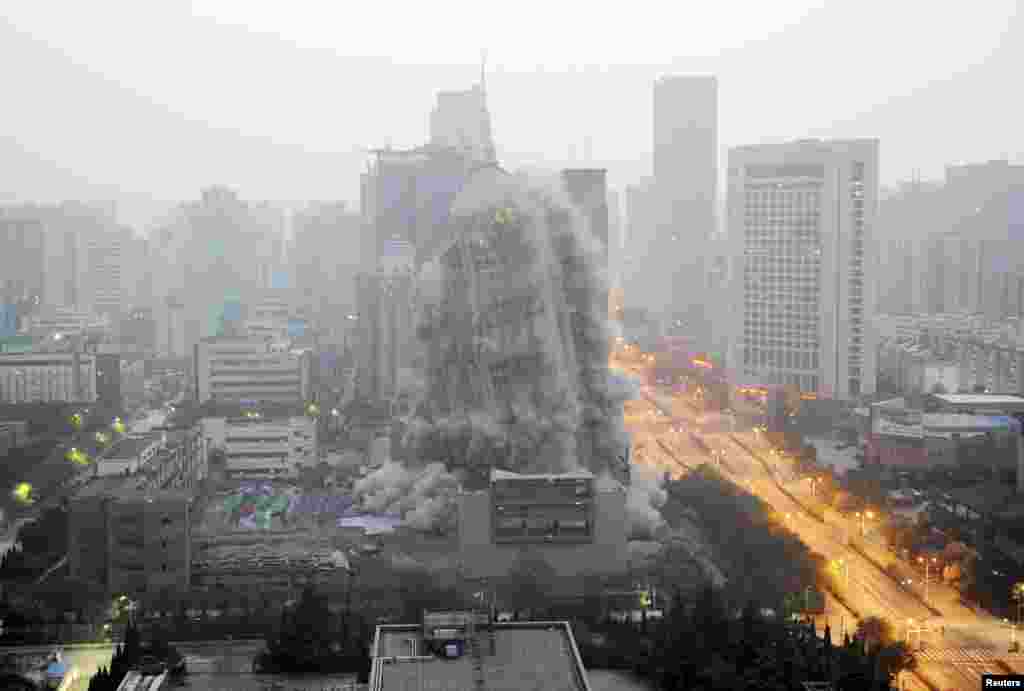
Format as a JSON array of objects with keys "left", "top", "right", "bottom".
[
  {"left": 728, "top": 138, "right": 879, "bottom": 400},
  {"left": 429, "top": 84, "right": 496, "bottom": 164},
  {"left": 651, "top": 76, "right": 718, "bottom": 337}
]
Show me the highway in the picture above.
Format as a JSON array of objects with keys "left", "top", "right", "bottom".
[{"left": 615, "top": 357, "right": 1016, "bottom": 689}]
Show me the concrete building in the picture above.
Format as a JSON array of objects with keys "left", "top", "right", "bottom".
[
  {"left": 289, "top": 202, "right": 362, "bottom": 324},
  {"left": 95, "top": 435, "right": 163, "bottom": 478},
  {"left": 651, "top": 75, "right": 718, "bottom": 335},
  {"left": 370, "top": 616, "right": 591, "bottom": 691},
  {"left": 429, "top": 83, "right": 496, "bottom": 164},
  {"left": 69, "top": 486, "right": 193, "bottom": 595},
  {"left": 418, "top": 168, "right": 623, "bottom": 477},
  {"left": 456, "top": 470, "right": 628, "bottom": 587},
  {"left": 194, "top": 336, "right": 312, "bottom": 406},
  {"left": 148, "top": 187, "right": 286, "bottom": 358},
  {"left": 119, "top": 307, "right": 157, "bottom": 354},
  {"left": 866, "top": 394, "right": 1024, "bottom": 486},
  {"left": 728, "top": 138, "right": 879, "bottom": 400},
  {"left": 621, "top": 178, "right": 659, "bottom": 313},
  {"left": 201, "top": 411, "right": 317, "bottom": 479},
  {"left": 29, "top": 306, "right": 112, "bottom": 341},
  {"left": 0, "top": 214, "right": 46, "bottom": 314},
  {"left": 0, "top": 351, "right": 98, "bottom": 403},
  {"left": 354, "top": 270, "right": 415, "bottom": 404}
]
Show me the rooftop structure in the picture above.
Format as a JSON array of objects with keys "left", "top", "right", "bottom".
[
  {"left": 115, "top": 671, "right": 168, "bottom": 691},
  {"left": 457, "top": 469, "right": 628, "bottom": 586},
  {"left": 930, "top": 393, "right": 1024, "bottom": 410},
  {"left": 370, "top": 617, "right": 590, "bottom": 691}
]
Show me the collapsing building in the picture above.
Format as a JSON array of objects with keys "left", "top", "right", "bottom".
[{"left": 410, "top": 166, "right": 626, "bottom": 482}]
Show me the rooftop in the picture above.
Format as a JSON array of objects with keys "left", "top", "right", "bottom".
[
  {"left": 491, "top": 469, "right": 595, "bottom": 482},
  {"left": 932, "top": 394, "right": 1024, "bottom": 408},
  {"left": 371, "top": 621, "right": 590, "bottom": 691},
  {"left": 105, "top": 434, "right": 161, "bottom": 459}
]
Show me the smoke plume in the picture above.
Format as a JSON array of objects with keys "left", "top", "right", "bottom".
[
  {"left": 352, "top": 460, "right": 460, "bottom": 533},
  {"left": 623, "top": 464, "right": 669, "bottom": 540}
]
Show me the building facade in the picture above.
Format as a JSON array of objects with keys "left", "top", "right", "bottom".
[
  {"left": 201, "top": 413, "right": 317, "bottom": 478},
  {"left": 728, "top": 138, "right": 879, "bottom": 400},
  {"left": 354, "top": 271, "right": 415, "bottom": 404},
  {"left": 0, "top": 351, "right": 98, "bottom": 403},
  {"left": 195, "top": 336, "right": 312, "bottom": 406},
  {"left": 651, "top": 75, "right": 718, "bottom": 334},
  {"left": 456, "top": 470, "right": 628, "bottom": 588},
  {"left": 69, "top": 489, "right": 193, "bottom": 595}
]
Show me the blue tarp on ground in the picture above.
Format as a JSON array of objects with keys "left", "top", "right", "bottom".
[
  {"left": 287, "top": 494, "right": 354, "bottom": 515},
  {"left": 336, "top": 513, "right": 402, "bottom": 532}
]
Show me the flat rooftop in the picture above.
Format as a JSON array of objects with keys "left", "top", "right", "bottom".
[
  {"left": 932, "top": 394, "right": 1024, "bottom": 408},
  {"left": 105, "top": 434, "right": 161, "bottom": 459},
  {"left": 372, "top": 622, "right": 589, "bottom": 691}
]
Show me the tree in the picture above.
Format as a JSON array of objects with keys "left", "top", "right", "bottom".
[
  {"left": 855, "top": 616, "right": 894, "bottom": 651},
  {"left": 832, "top": 490, "right": 862, "bottom": 514}
]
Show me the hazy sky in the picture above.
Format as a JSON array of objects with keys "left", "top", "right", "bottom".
[{"left": 1, "top": 1, "right": 1022, "bottom": 226}]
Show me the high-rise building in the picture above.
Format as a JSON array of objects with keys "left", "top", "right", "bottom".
[
  {"left": 728, "top": 138, "right": 879, "bottom": 400},
  {"left": 429, "top": 84, "right": 496, "bottom": 164},
  {"left": 0, "top": 215, "right": 45, "bottom": 303},
  {"left": 150, "top": 187, "right": 286, "bottom": 356},
  {"left": 652, "top": 75, "right": 718, "bottom": 334},
  {"left": 354, "top": 270, "right": 415, "bottom": 404},
  {"left": 621, "top": 178, "right": 658, "bottom": 311},
  {"left": 290, "top": 202, "right": 362, "bottom": 322}
]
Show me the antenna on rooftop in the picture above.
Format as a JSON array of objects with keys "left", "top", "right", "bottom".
[{"left": 480, "top": 48, "right": 488, "bottom": 98}]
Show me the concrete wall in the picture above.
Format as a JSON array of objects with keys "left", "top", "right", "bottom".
[
  {"left": 107, "top": 495, "right": 191, "bottom": 595},
  {"left": 68, "top": 496, "right": 109, "bottom": 587},
  {"left": 457, "top": 488, "right": 628, "bottom": 585}
]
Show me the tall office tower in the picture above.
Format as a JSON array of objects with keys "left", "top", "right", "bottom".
[
  {"left": 652, "top": 75, "right": 718, "bottom": 338},
  {"left": 150, "top": 187, "right": 286, "bottom": 353},
  {"left": 728, "top": 139, "right": 879, "bottom": 400},
  {"left": 621, "top": 178, "right": 658, "bottom": 311},
  {"left": 354, "top": 270, "right": 415, "bottom": 404},
  {"left": 429, "top": 84, "right": 496, "bottom": 164},
  {"left": 290, "top": 202, "right": 362, "bottom": 320},
  {"left": 606, "top": 189, "right": 623, "bottom": 309},
  {"left": 0, "top": 211, "right": 46, "bottom": 331}
]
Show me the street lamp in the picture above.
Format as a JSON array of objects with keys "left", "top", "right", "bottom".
[
  {"left": 809, "top": 476, "right": 821, "bottom": 499},
  {"left": 1012, "top": 583, "right": 1024, "bottom": 645},
  {"left": 919, "top": 556, "right": 938, "bottom": 606},
  {"left": 854, "top": 511, "right": 874, "bottom": 537}
]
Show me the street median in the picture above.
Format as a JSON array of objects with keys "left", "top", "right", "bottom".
[
  {"left": 728, "top": 434, "right": 826, "bottom": 524},
  {"left": 846, "top": 538, "right": 943, "bottom": 617}
]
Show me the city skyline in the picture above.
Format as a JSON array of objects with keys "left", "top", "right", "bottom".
[{"left": 2, "top": 4, "right": 1022, "bottom": 229}]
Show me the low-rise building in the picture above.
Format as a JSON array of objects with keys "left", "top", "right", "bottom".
[
  {"left": 370, "top": 613, "right": 591, "bottom": 691},
  {"left": 0, "top": 351, "right": 98, "bottom": 403},
  {"left": 201, "top": 410, "right": 317, "bottom": 479},
  {"left": 195, "top": 335, "right": 312, "bottom": 406},
  {"left": 69, "top": 484, "right": 194, "bottom": 596},
  {"left": 456, "top": 469, "right": 628, "bottom": 591},
  {"left": 96, "top": 435, "right": 163, "bottom": 477}
]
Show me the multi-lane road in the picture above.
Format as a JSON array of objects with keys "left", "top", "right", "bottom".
[{"left": 615, "top": 362, "right": 1018, "bottom": 690}]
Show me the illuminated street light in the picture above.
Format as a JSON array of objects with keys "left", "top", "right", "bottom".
[
  {"left": 919, "top": 556, "right": 939, "bottom": 605},
  {"left": 854, "top": 511, "right": 874, "bottom": 537}
]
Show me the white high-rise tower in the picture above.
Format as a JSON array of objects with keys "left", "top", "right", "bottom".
[{"left": 727, "top": 138, "right": 879, "bottom": 400}]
